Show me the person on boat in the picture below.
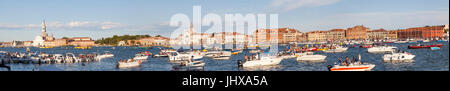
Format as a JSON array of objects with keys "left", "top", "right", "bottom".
[
  {"left": 191, "top": 55, "right": 194, "bottom": 62},
  {"left": 338, "top": 58, "right": 343, "bottom": 63},
  {"left": 244, "top": 54, "right": 248, "bottom": 62},
  {"left": 343, "top": 57, "right": 350, "bottom": 66}
]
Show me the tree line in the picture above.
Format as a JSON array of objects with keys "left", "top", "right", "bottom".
[{"left": 95, "top": 35, "right": 152, "bottom": 45}]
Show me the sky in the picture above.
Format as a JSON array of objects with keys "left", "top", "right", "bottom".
[{"left": 0, "top": 0, "right": 448, "bottom": 41}]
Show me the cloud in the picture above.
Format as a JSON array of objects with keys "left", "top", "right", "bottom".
[
  {"left": 0, "top": 21, "right": 127, "bottom": 30},
  {"left": 271, "top": 0, "right": 341, "bottom": 12}
]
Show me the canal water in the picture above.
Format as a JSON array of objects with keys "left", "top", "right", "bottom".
[{"left": 1, "top": 42, "right": 448, "bottom": 71}]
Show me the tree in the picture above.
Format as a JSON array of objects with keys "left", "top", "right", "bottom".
[
  {"left": 62, "top": 37, "right": 69, "bottom": 39},
  {"left": 137, "top": 42, "right": 142, "bottom": 45},
  {"left": 130, "top": 40, "right": 136, "bottom": 45},
  {"left": 156, "top": 35, "right": 162, "bottom": 37}
]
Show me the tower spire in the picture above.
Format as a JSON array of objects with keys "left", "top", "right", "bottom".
[{"left": 41, "top": 18, "right": 48, "bottom": 37}]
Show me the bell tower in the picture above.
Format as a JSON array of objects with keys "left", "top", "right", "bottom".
[{"left": 41, "top": 19, "right": 48, "bottom": 37}]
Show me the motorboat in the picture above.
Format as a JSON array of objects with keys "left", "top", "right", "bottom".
[
  {"left": 383, "top": 51, "right": 415, "bottom": 62},
  {"left": 394, "top": 41, "right": 408, "bottom": 43},
  {"left": 430, "top": 47, "right": 440, "bottom": 50},
  {"left": 360, "top": 45, "right": 373, "bottom": 48},
  {"left": 133, "top": 54, "right": 149, "bottom": 60},
  {"left": 0, "top": 52, "right": 11, "bottom": 64},
  {"left": 205, "top": 51, "right": 223, "bottom": 57},
  {"left": 95, "top": 52, "right": 114, "bottom": 60},
  {"left": 280, "top": 54, "right": 297, "bottom": 59},
  {"left": 367, "top": 46, "right": 397, "bottom": 53},
  {"left": 139, "top": 51, "right": 153, "bottom": 56},
  {"left": 117, "top": 59, "right": 142, "bottom": 68},
  {"left": 168, "top": 52, "right": 203, "bottom": 61},
  {"left": 323, "top": 46, "right": 348, "bottom": 53},
  {"left": 153, "top": 49, "right": 176, "bottom": 57},
  {"left": 51, "top": 54, "right": 65, "bottom": 63},
  {"left": 408, "top": 44, "right": 444, "bottom": 49},
  {"left": 181, "top": 60, "right": 205, "bottom": 67},
  {"left": 10, "top": 53, "right": 32, "bottom": 63},
  {"left": 242, "top": 56, "right": 283, "bottom": 67},
  {"left": 305, "top": 47, "right": 318, "bottom": 51},
  {"left": 328, "top": 62, "right": 375, "bottom": 71},
  {"left": 212, "top": 51, "right": 232, "bottom": 60},
  {"left": 65, "top": 53, "right": 81, "bottom": 63},
  {"left": 296, "top": 52, "right": 327, "bottom": 62}
]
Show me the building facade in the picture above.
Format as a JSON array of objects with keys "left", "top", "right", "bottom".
[
  {"left": 307, "top": 31, "right": 328, "bottom": 42},
  {"left": 398, "top": 25, "right": 445, "bottom": 40},
  {"left": 346, "top": 25, "right": 369, "bottom": 40},
  {"left": 327, "top": 29, "right": 346, "bottom": 41},
  {"left": 367, "top": 29, "right": 388, "bottom": 40}
]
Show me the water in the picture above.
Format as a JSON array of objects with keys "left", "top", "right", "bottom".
[{"left": 1, "top": 42, "right": 448, "bottom": 71}]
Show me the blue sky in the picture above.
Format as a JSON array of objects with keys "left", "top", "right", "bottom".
[{"left": 0, "top": 0, "right": 448, "bottom": 41}]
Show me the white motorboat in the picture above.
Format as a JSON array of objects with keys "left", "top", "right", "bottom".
[
  {"left": 210, "top": 51, "right": 232, "bottom": 60},
  {"left": 205, "top": 51, "right": 223, "bottom": 57},
  {"left": 394, "top": 41, "right": 408, "bottom": 43},
  {"left": 281, "top": 54, "right": 297, "bottom": 59},
  {"left": 367, "top": 46, "right": 397, "bottom": 53},
  {"left": 95, "top": 52, "right": 114, "bottom": 60},
  {"left": 52, "top": 54, "right": 65, "bottom": 63},
  {"left": 117, "top": 59, "right": 141, "bottom": 68},
  {"left": 323, "top": 46, "right": 348, "bottom": 53},
  {"left": 133, "top": 54, "right": 148, "bottom": 60},
  {"left": 211, "top": 51, "right": 232, "bottom": 60},
  {"left": 296, "top": 52, "right": 327, "bottom": 62},
  {"left": 328, "top": 62, "right": 375, "bottom": 71},
  {"left": 383, "top": 51, "right": 415, "bottom": 62},
  {"left": 168, "top": 52, "right": 203, "bottom": 61},
  {"left": 65, "top": 53, "right": 81, "bottom": 63},
  {"left": 242, "top": 56, "right": 283, "bottom": 67},
  {"left": 153, "top": 49, "right": 177, "bottom": 57},
  {"left": 182, "top": 60, "right": 205, "bottom": 67},
  {"left": 0, "top": 52, "right": 11, "bottom": 64}
]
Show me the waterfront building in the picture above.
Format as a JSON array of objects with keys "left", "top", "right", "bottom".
[
  {"left": 210, "top": 32, "right": 247, "bottom": 45},
  {"left": 68, "top": 37, "right": 95, "bottom": 47},
  {"left": 253, "top": 28, "right": 299, "bottom": 44},
  {"left": 397, "top": 25, "right": 445, "bottom": 40},
  {"left": 23, "top": 41, "right": 33, "bottom": 47},
  {"left": 346, "top": 25, "right": 370, "bottom": 40},
  {"left": 367, "top": 29, "right": 388, "bottom": 40},
  {"left": 388, "top": 30, "right": 399, "bottom": 40},
  {"left": 138, "top": 37, "right": 170, "bottom": 46},
  {"left": 444, "top": 24, "right": 449, "bottom": 39},
  {"left": 281, "top": 28, "right": 301, "bottom": 44},
  {"left": 327, "top": 29, "right": 346, "bottom": 41},
  {"left": 296, "top": 32, "right": 308, "bottom": 42},
  {"left": 307, "top": 31, "right": 328, "bottom": 42}
]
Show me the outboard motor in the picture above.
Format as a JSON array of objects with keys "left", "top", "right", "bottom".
[
  {"left": 327, "top": 65, "right": 333, "bottom": 71},
  {"left": 237, "top": 60, "right": 243, "bottom": 67},
  {"left": 0, "top": 63, "right": 11, "bottom": 71}
]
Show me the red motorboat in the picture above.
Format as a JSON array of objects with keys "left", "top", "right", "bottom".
[
  {"left": 360, "top": 45, "right": 373, "bottom": 48},
  {"left": 408, "top": 44, "right": 444, "bottom": 49},
  {"left": 307, "top": 47, "right": 318, "bottom": 51}
]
